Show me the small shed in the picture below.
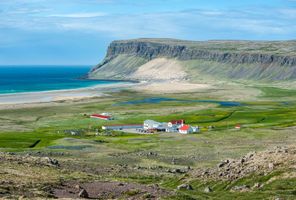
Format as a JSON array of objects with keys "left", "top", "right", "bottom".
[
  {"left": 192, "top": 126, "right": 200, "bottom": 133},
  {"left": 235, "top": 124, "right": 241, "bottom": 130}
]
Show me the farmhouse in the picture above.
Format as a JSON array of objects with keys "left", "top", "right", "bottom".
[
  {"left": 90, "top": 113, "right": 113, "bottom": 120},
  {"left": 167, "top": 119, "right": 185, "bottom": 132},
  {"left": 102, "top": 124, "right": 143, "bottom": 130},
  {"left": 179, "top": 125, "right": 199, "bottom": 134},
  {"left": 179, "top": 125, "right": 193, "bottom": 134}
]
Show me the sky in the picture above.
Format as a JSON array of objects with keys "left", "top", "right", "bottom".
[{"left": 0, "top": 0, "right": 295, "bottom": 65}]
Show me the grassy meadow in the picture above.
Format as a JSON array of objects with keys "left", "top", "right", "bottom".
[{"left": 1, "top": 85, "right": 296, "bottom": 199}]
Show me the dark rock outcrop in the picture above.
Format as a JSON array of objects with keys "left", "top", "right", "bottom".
[
  {"left": 177, "top": 184, "right": 193, "bottom": 190},
  {"left": 105, "top": 39, "right": 296, "bottom": 66},
  {"left": 78, "top": 189, "right": 89, "bottom": 198}
]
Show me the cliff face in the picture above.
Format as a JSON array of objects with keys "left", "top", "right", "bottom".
[
  {"left": 89, "top": 39, "right": 296, "bottom": 81},
  {"left": 106, "top": 39, "right": 296, "bottom": 65}
]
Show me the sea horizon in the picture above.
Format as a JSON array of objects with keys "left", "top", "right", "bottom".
[{"left": 0, "top": 65, "right": 126, "bottom": 95}]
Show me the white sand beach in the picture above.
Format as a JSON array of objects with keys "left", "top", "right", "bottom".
[
  {"left": 0, "top": 78, "right": 214, "bottom": 110},
  {"left": 0, "top": 82, "right": 136, "bottom": 108}
]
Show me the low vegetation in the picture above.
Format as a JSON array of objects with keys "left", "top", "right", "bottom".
[{"left": 1, "top": 85, "right": 296, "bottom": 199}]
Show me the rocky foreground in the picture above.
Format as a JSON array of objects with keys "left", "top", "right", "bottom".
[
  {"left": 176, "top": 145, "right": 296, "bottom": 195},
  {"left": 0, "top": 152, "right": 171, "bottom": 199},
  {"left": 0, "top": 152, "right": 59, "bottom": 167},
  {"left": 0, "top": 145, "right": 295, "bottom": 199},
  {"left": 194, "top": 145, "right": 296, "bottom": 181}
]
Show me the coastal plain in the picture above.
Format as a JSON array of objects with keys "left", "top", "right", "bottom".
[
  {"left": 1, "top": 82, "right": 296, "bottom": 199},
  {"left": 1, "top": 39, "right": 296, "bottom": 199}
]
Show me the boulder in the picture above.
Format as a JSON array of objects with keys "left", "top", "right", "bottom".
[
  {"left": 177, "top": 184, "right": 193, "bottom": 190},
  {"left": 252, "top": 182, "right": 263, "bottom": 189},
  {"left": 204, "top": 186, "right": 212, "bottom": 193},
  {"left": 78, "top": 189, "right": 89, "bottom": 198},
  {"left": 171, "top": 158, "right": 176, "bottom": 165},
  {"left": 43, "top": 157, "right": 59, "bottom": 166},
  {"left": 217, "top": 159, "right": 229, "bottom": 168},
  {"left": 75, "top": 184, "right": 83, "bottom": 190},
  {"left": 231, "top": 185, "right": 250, "bottom": 192},
  {"left": 268, "top": 163, "right": 274, "bottom": 170},
  {"left": 118, "top": 182, "right": 125, "bottom": 186}
]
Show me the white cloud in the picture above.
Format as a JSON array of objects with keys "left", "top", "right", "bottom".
[
  {"left": 49, "top": 12, "right": 107, "bottom": 18},
  {"left": 198, "top": 10, "right": 224, "bottom": 16},
  {"left": 0, "top": 3, "right": 295, "bottom": 40},
  {"left": 279, "top": 8, "right": 296, "bottom": 19},
  {"left": 58, "top": 13, "right": 182, "bottom": 38}
]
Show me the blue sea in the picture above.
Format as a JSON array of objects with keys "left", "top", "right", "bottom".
[{"left": 0, "top": 66, "right": 123, "bottom": 94}]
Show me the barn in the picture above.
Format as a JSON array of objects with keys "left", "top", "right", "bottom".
[{"left": 169, "top": 119, "right": 185, "bottom": 126}]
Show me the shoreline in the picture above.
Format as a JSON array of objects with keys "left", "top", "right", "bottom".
[
  {"left": 0, "top": 80, "right": 136, "bottom": 96},
  {"left": 0, "top": 78, "right": 213, "bottom": 109},
  {"left": 0, "top": 81, "right": 138, "bottom": 106}
]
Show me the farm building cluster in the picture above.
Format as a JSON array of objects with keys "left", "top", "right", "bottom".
[
  {"left": 90, "top": 113, "right": 242, "bottom": 134},
  {"left": 102, "top": 119, "right": 199, "bottom": 134},
  {"left": 143, "top": 119, "right": 199, "bottom": 134},
  {"left": 91, "top": 113, "right": 199, "bottom": 134}
]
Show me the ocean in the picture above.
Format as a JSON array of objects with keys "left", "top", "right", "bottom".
[{"left": 0, "top": 66, "right": 123, "bottom": 94}]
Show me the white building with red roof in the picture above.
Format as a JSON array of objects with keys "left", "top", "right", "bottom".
[
  {"left": 179, "top": 125, "right": 193, "bottom": 134},
  {"left": 235, "top": 124, "right": 241, "bottom": 130},
  {"left": 90, "top": 113, "right": 113, "bottom": 120},
  {"left": 178, "top": 124, "right": 199, "bottom": 134}
]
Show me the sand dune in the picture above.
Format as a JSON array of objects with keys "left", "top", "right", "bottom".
[
  {"left": 129, "top": 58, "right": 187, "bottom": 81},
  {"left": 127, "top": 58, "right": 211, "bottom": 93}
]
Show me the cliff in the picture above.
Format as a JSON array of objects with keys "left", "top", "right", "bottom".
[{"left": 89, "top": 38, "right": 296, "bottom": 81}]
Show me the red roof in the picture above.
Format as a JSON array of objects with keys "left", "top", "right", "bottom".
[
  {"left": 91, "top": 114, "right": 111, "bottom": 119},
  {"left": 179, "top": 125, "right": 191, "bottom": 131},
  {"left": 170, "top": 119, "right": 185, "bottom": 125}
]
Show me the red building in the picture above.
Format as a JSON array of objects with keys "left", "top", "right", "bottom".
[
  {"left": 235, "top": 124, "right": 241, "bottom": 129},
  {"left": 90, "top": 113, "right": 113, "bottom": 120},
  {"left": 170, "top": 119, "right": 185, "bottom": 125}
]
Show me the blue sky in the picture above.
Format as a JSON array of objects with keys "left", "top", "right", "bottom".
[{"left": 0, "top": 0, "right": 295, "bottom": 65}]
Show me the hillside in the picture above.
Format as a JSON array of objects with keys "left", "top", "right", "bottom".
[{"left": 89, "top": 38, "right": 296, "bottom": 81}]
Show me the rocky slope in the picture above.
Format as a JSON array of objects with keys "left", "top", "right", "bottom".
[
  {"left": 193, "top": 145, "right": 296, "bottom": 181},
  {"left": 89, "top": 38, "right": 296, "bottom": 81}
]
